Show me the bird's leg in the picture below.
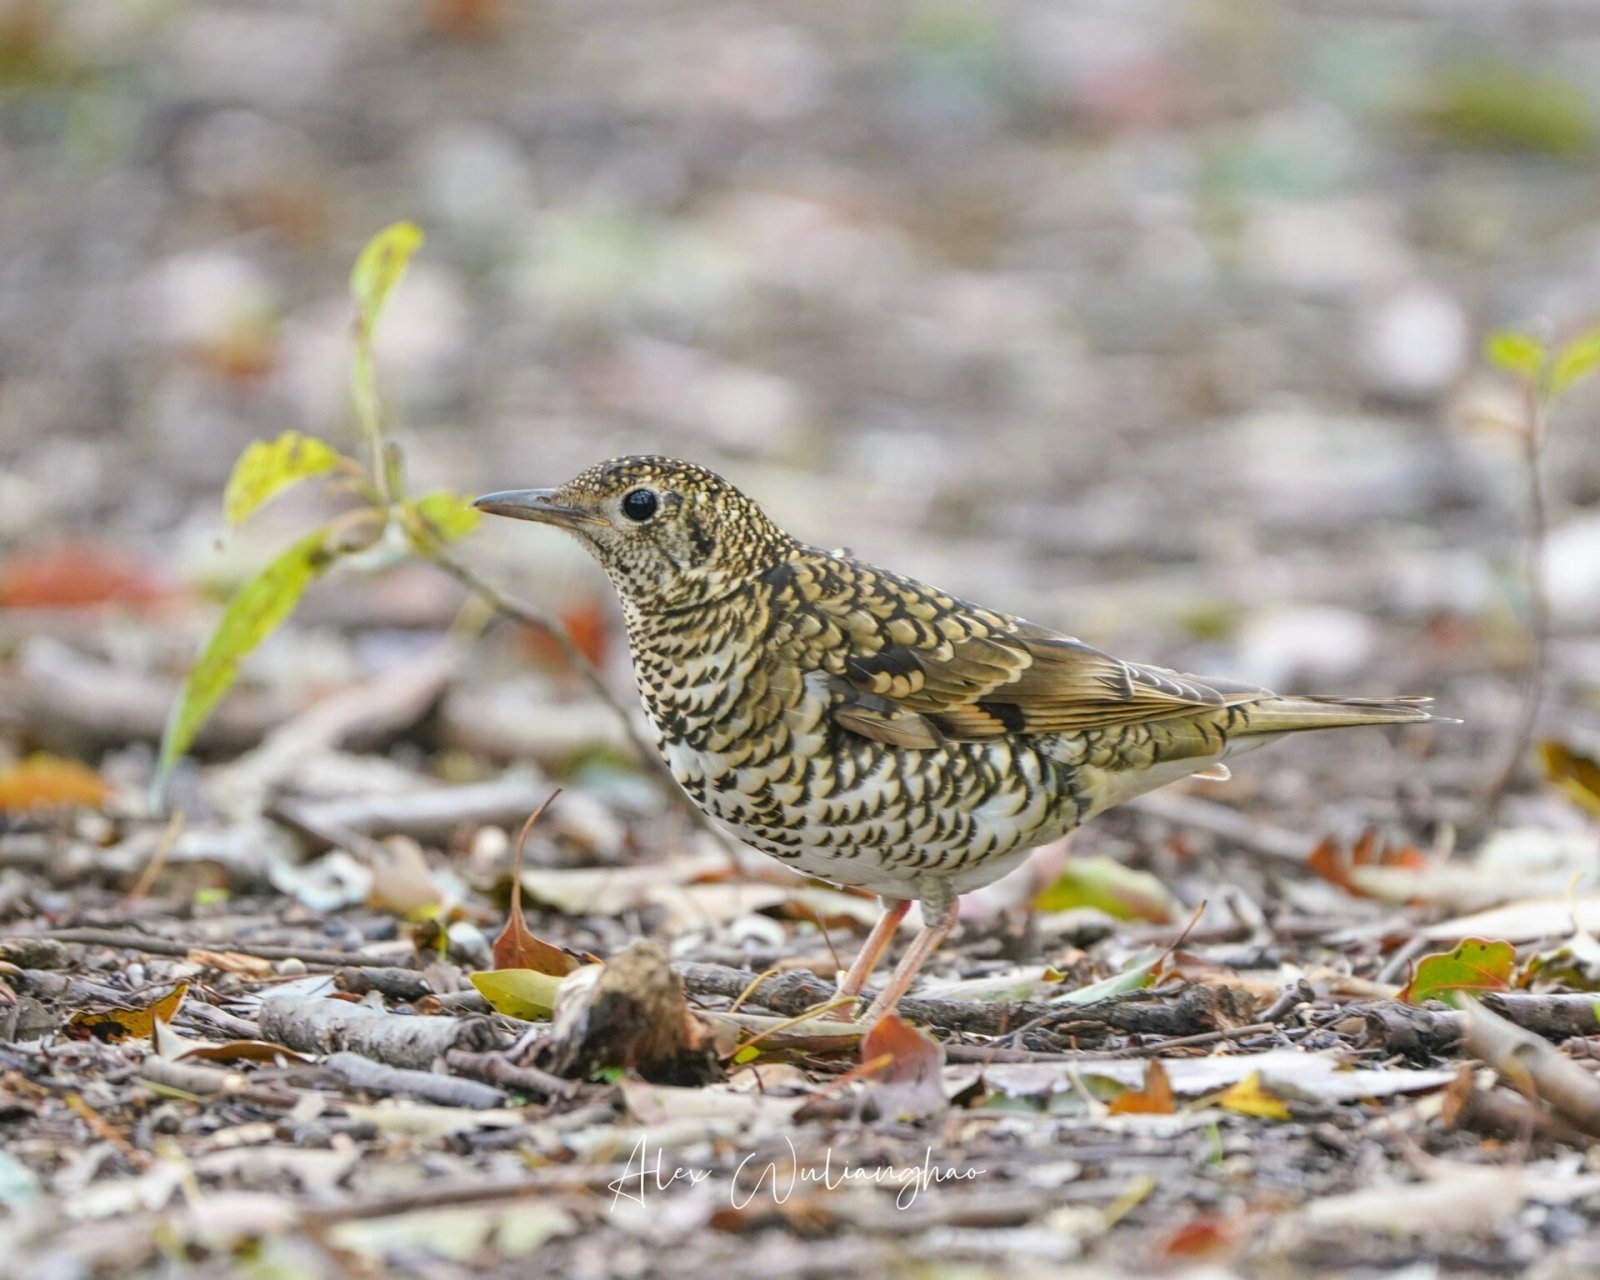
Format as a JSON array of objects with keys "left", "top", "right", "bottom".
[
  {"left": 858, "top": 895, "right": 961, "bottom": 1024},
  {"left": 836, "top": 897, "right": 910, "bottom": 1000}
]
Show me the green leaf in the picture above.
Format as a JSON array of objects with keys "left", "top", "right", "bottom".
[
  {"left": 405, "top": 491, "right": 482, "bottom": 545},
  {"left": 1485, "top": 331, "right": 1547, "bottom": 382},
  {"left": 1416, "top": 61, "right": 1595, "bottom": 160},
  {"left": 1550, "top": 328, "right": 1600, "bottom": 397},
  {"left": 469, "top": 968, "right": 564, "bottom": 1020},
  {"left": 1052, "top": 953, "right": 1160, "bottom": 1005},
  {"left": 350, "top": 221, "right": 424, "bottom": 334},
  {"left": 223, "top": 431, "right": 343, "bottom": 527},
  {"left": 1401, "top": 937, "right": 1516, "bottom": 1007},
  {"left": 1033, "top": 856, "right": 1183, "bottom": 923},
  {"left": 156, "top": 524, "right": 354, "bottom": 784}
]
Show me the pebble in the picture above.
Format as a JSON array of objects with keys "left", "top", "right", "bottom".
[
  {"left": 414, "top": 123, "right": 533, "bottom": 242},
  {"left": 1234, "top": 605, "right": 1377, "bottom": 690},
  {"left": 1356, "top": 283, "right": 1470, "bottom": 403},
  {"left": 1545, "top": 512, "right": 1600, "bottom": 626}
]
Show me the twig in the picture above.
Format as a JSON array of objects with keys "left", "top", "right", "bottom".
[
  {"left": 444, "top": 1049, "right": 581, "bottom": 1101},
  {"left": 258, "top": 994, "right": 502, "bottom": 1068},
  {"left": 324, "top": 1051, "right": 506, "bottom": 1109},
  {"left": 423, "top": 546, "right": 700, "bottom": 820},
  {"left": 1460, "top": 996, "right": 1600, "bottom": 1138},
  {"left": 676, "top": 961, "right": 1231, "bottom": 1042},
  {"left": 21, "top": 927, "right": 412, "bottom": 968},
  {"left": 116, "top": 809, "right": 184, "bottom": 906},
  {"left": 1112, "top": 1021, "right": 1282, "bottom": 1057}
]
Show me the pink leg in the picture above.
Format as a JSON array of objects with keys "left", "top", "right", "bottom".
[
  {"left": 859, "top": 897, "right": 961, "bottom": 1024},
  {"left": 836, "top": 897, "right": 911, "bottom": 1000}
]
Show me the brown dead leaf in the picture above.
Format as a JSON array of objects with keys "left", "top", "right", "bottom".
[
  {"left": 493, "top": 791, "right": 581, "bottom": 976},
  {"left": 153, "top": 1017, "right": 314, "bottom": 1065},
  {"left": 185, "top": 948, "right": 275, "bottom": 978},
  {"left": 1307, "top": 829, "right": 1427, "bottom": 898},
  {"left": 67, "top": 982, "right": 188, "bottom": 1043},
  {"left": 1108, "top": 1059, "right": 1175, "bottom": 1115},
  {"left": 860, "top": 1013, "right": 947, "bottom": 1119},
  {"left": 0, "top": 755, "right": 112, "bottom": 813}
]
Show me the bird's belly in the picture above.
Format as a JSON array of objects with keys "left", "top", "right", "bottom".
[{"left": 657, "top": 705, "right": 1084, "bottom": 898}]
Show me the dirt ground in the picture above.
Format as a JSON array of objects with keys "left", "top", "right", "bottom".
[{"left": 4, "top": 2, "right": 1600, "bottom": 1277}]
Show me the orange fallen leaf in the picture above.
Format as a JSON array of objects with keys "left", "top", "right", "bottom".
[
  {"left": 0, "top": 755, "right": 112, "bottom": 813},
  {"left": 1307, "top": 829, "right": 1427, "bottom": 898},
  {"left": 520, "top": 598, "right": 610, "bottom": 670},
  {"left": 67, "top": 982, "right": 188, "bottom": 1043},
  {"left": 0, "top": 544, "right": 173, "bottom": 609},
  {"left": 1156, "top": 1213, "right": 1247, "bottom": 1261},
  {"left": 1108, "top": 1059, "right": 1175, "bottom": 1115}
]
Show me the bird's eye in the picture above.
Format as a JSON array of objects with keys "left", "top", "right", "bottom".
[{"left": 621, "top": 488, "right": 658, "bottom": 522}]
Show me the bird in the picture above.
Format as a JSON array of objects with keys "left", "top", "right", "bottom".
[{"left": 475, "top": 456, "right": 1436, "bottom": 1024}]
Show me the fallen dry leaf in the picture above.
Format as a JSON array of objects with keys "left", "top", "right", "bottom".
[
  {"left": 860, "top": 1013, "right": 947, "bottom": 1119},
  {"left": 1307, "top": 829, "right": 1427, "bottom": 899},
  {"left": 1108, "top": 1059, "right": 1175, "bottom": 1115},
  {"left": 1213, "top": 1071, "right": 1291, "bottom": 1120},
  {"left": 1540, "top": 739, "right": 1600, "bottom": 821},
  {"left": 493, "top": 791, "right": 582, "bottom": 976},
  {"left": 0, "top": 543, "right": 173, "bottom": 609},
  {"left": 185, "top": 948, "right": 276, "bottom": 978},
  {"left": 0, "top": 755, "right": 112, "bottom": 813},
  {"left": 67, "top": 983, "right": 188, "bottom": 1043},
  {"left": 153, "top": 1017, "right": 314, "bottom": 1066}
]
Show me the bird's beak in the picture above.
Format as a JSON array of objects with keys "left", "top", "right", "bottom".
[{"left": 472, "top": 488, "right": 605, "bottom": 529}]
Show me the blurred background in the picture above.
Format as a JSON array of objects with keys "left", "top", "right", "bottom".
[{"left": 2, "top": 0, "right": 1599, "bottom": 839}]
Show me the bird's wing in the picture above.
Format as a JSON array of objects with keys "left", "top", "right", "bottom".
[{"left": 765, "top": 555, "right": 1268, "bottom": 747}]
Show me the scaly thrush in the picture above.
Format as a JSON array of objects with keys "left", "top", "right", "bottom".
[{"left": 477, "top": 457, "right": 1435, "bottom": 1023}]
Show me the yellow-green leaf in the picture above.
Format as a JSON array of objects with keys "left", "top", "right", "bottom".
[
  {"left": 223, "top": 431, "right": 343, "bottom": 526},
  {"left": 1550, "top": 328, "right": 1600, "bottom": 398},
  {"left": 1054, "top": 953, "right": 1160, "bottom": 1005},
  {"left": 351, "top": 221, "right": 424, "bottom": 334},
  {"left": 1539, "top": 740, "right": 1600, "bottom": 821},
  {"left": 469, "top": 968, "right": 564, "bottom": 1020},
  {"left": 1214, "top": 1072, "right": 1291, "bottom": 1121},
  {"left": 1034, "top": 856, "right": 1182, "bottom": 923},
  {"left": 405, "top": 491, "right": 481, "bottom": 545},
  {"left": 1484, "top": 331, "right": 1547, "bottom": 382},
  {"left": 156, "top": 525, "right": 351, "bottom": 782},
  {"left": 1401, "top": 937, "right": 1516, "bottom": 1007}
]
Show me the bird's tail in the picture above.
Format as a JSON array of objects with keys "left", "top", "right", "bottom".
[{"left": 1232, "top": 694, "right": 1440, "bottom": 738}]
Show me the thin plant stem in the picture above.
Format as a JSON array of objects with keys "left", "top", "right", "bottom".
[
  {"left": 421, "top": 540, "right": 707, "bottom": 825},
  {"left": 1479, "top": 383, "right": 1550, "bottom": 823}
]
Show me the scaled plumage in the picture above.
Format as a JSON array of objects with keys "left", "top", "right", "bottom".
[{"left": 477, "top": 456, "right": 1436, "bottom": 1021}]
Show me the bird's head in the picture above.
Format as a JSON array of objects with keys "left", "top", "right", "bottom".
[{"left": 474, "top": 456, "right": 793, "bottom": 611}]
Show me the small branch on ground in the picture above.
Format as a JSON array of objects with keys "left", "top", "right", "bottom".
[
  {"left": 676, "top": 962, "right": 1241, "bottom": 1043},
  {"left": 257, "top": 994, "right": 503, "bottom": 1069},
  {"left": 323, "top": 1051, "right": 507, "bottom": 1109}
]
